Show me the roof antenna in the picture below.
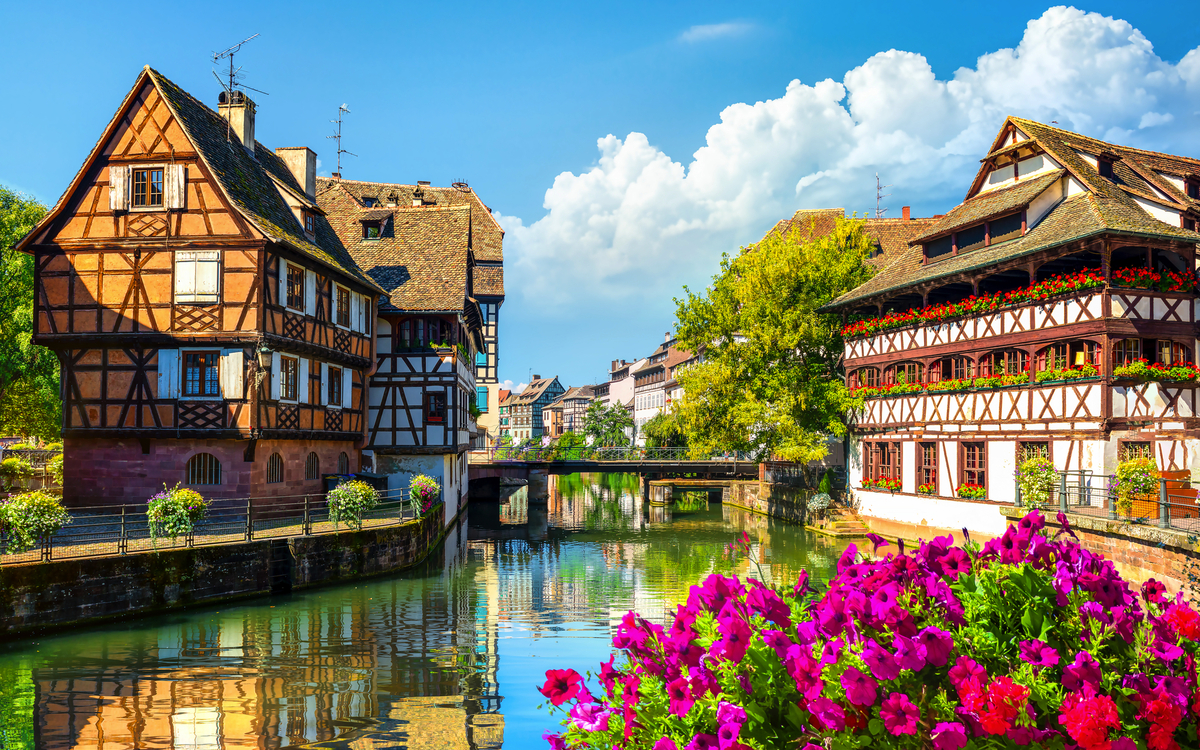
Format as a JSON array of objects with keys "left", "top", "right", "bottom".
[
  {"left": 327, "top": 104, "right": 357, "bottom": 177},
  {"left": 212, "top": 33, "right": 268, "bottom": 143},
  {"left": 875, "top": 172, "right": 892, "bottom": 219}
]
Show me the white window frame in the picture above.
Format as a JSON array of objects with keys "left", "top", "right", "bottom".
[{"left": 175, "top": 250, "right": 221, "bottom": 304}]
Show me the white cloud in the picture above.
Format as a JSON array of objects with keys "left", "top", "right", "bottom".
[
  {"left": 500, "top": 379, "right": 528, "bottom": 394},
  {"left": 503, "top": 7, "right": 1200, "bottom": 318},
  {"left": 679, "top": 22, "right": 754, "bottom": 43}
]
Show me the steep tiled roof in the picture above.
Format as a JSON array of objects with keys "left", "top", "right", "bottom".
[
  {"left": 474, "top": 264, "right": 504, "bottom": 296},
  {"left": 827, "top": 118, "right": 1200, "bottom": 309},
  {"left": 146, "top": 69, "right": 383, "bottom": 293},
  {"left": 319, "top": 177, "right": 504, "bottom": 262},
  {"left": 513, "top": 377, "right": 561, "bottom": 405},
  {"left": 318, "top": 182, "right": 470, "bottom": 312},
  {"left": 766, "top": 209, "right": 938, "bottom": 268}
]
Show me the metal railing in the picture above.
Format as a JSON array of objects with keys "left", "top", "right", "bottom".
[
  {"left": 1018, "top": 470, "right": 1200, "bottom": 533},
  {"left": 0, "top": 488, "right": 426, "bottom": 565},
  {"left": 471, "top": 446, "right": 757, "bottom": 463}
]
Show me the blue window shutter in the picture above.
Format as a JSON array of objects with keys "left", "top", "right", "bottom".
[{"left": 476, "top": 387, "right": 488, "bottom": 412}]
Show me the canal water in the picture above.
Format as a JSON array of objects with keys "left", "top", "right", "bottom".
[{"left": 0, "top": 474, "right": 850, "bottom": 749}]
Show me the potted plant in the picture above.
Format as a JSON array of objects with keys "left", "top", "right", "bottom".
[
  {"left": 0, "top": 457, "right": 34, "bottom": 492},
  {"left": 957, "top": 483, "right": 987, "bottom": 500},
  {"left": 327, "top": 479, "right": 380, "bottom": 530},
  {"left": 916, "top": 483, "right": 936, "bottom": 496},
  {"left": 1015, "top": 456, "right": 1056, "bottom": 509},
  {"left": 146, "top": 484, "right": 209, "bottom": 544},
  {"left": 409, "top": 474, "right": 442, "bottom": 516},
  {"left": 1115, "top": 457, "right": 1158, "bottom": 519},
  {"left": 0, "top": 490, "right": 70, "bottom": 553}
]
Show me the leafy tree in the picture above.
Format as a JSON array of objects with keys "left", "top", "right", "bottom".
[
  {"left": 582, "top": 399, "right": 634, "bottom": 447},
  {"left": 641, "top": 410, "right": 686, "bottom": 448},
  {"left": 0, "top": 187, "right": 57, "bottom": 440},
  {"left": 672, "top": 216, "right": 875, "bottom": 462}
]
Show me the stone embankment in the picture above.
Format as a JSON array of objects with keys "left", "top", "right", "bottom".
[{"left": 0, "top": 503, "right": 456, "bottom": 640}]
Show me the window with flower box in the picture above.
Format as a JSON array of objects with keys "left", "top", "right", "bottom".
[
  {"left": 1018, "top": 441, "right": 1050, "bottom": 464},
  {"left": 865, "top": 442, "right": 900, "bottom": 483},
  {"left": 1119, "top": 441, "right": 1153, "bottom": 462},
  {"left": 962, "top": 442, "right": 986, "bottom": 488},
  {"left": 852, "top": 367, "right": 880, "bottom": 389},
  {"left": 979, "top": 350, "right": 1028, "bottom": 378},
  {"left": 1036, "top": 341, "right": 1099, "bottom": 376},
  {"left": 885, "top": 362, "right": 923, "bottom": 386},
  {"left": 1157, "top": 340, "right": 1189, "bottom": 366},
  {"left": 931, "top": 357, "right": 973, "bottom": 382},
  {"left": 1114, "top": 338, "right": 1142, "bottom": 366}
]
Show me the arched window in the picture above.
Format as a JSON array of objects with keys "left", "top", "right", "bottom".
[
  {"left": 186, "top": 453, "right": 221, "bottom": 485},
  {"left": 980, "top": 350, "right": 1028, "bottom": 378},
  {"left": 1157, "top": 340, "right": 1190, "bottom": 366},
  {"left": 931, "top": 357, "right": 973, "bottom": 382},
  {"left": 305, "top": 452, "right": 320, "bottom": 480},
  {"left": 851, "top": 367, "right": 880, "bottom": 389},
  {"left": 266, "top": 453, "right": 284, "bottom": 484},
  {"left": 1038, "top": 341, "right": 1099, "bottom": 372},
  {"left": 884, "top": 362, "right": 923, "bottom": 386},
  {"left": 1113, "top": 338, "right": 1141, "bottom": 366},
  {"left": 338, "top": 452, "right": 350, "bottom": 474}
]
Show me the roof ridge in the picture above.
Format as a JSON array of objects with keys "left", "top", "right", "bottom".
[{"left": 1012, "top": 116, "right": 1200, "bottom": 167}]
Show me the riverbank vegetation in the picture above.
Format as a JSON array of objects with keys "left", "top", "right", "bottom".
[{"left": 672, "top": 217, "right": 875, "bottom": 463}]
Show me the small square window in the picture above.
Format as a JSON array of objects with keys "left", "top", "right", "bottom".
[
  {"left": 132, "top": 168, "right": 164, "bottom": 207},
  {"left": 183, "top": 351, "right": 220, "bottom": 397},
  {"left": 427, "top": 392, "right": 446, "bottom": 423},
  {"left": 363, "top": 222, "right": 381, "bottom": 240},
  {"left": 304, "top": 212, "right": 315, "bottom": 234}
]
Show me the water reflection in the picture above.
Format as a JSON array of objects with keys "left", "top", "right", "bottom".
[{"left": 0, "top": 474, "right": 849, "bottom": 749}]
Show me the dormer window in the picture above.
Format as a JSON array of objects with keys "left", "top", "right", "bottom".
[
  {"left": 1185, "top": 177, "right": 1199, "bottom": 200},
  {"left": 362, "top": 197, "right": 376, "bottom": 208},
  {"left": 363, "top": 221, "right": 381, "bottom": 240},
  {"left": 303, "top": 211, "right": 315, "bottom": 235},
  {"left": 1098, "top": 157, "right": 1115, "bottom": 179}
]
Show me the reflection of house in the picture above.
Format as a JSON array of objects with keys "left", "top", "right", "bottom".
[
  {"left": 17, "top": 67, "right": 385, "bottom": 505},
  {"left": 825, "top": 118, "right": 1200, "bottom": 501},
  {"left": 319, "top": 178, "right": 498, "bottom": 514}
]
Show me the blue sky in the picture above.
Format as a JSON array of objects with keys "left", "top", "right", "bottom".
[{"left": 3, "top": 2, "right": 1200, "bottom": 389}]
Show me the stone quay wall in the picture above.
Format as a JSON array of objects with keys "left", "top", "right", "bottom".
[
  {"left": 0, "top": 503, "right": 451, "bottom": 640},
  {"left": 724, "top": 480, "right": 808, "bottom": 524}
]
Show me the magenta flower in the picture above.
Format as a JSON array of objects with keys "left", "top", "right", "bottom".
[
  {"left": 841, "top": 666, "right": 878, "bottom": 706},
  {"left": 653, "top": 739, "right": 678, "bottom": 750},
  {"left": 916, "top": 626, "right": 954, "bottom": 667},
  {"left": 1018, "top": 639, "right": 1059, "bottom": 668},
  {"left": 880, "top": 692, "right": 920, "bottom": 735},
  {"left": 711, "top": 616, "right": 753, "bottom": 662},
  {"left": 893, "top": 633, "right": 927, "bottom": 671},
  {"left": 861, "top": 638, "right": 900, "bottom": 680},
  {"left": 948, "top": 655, "right": 986, "bottom": 689},
  {"left": 666, "top": 677, "right": 694, "bottom": 717},
  {"left": 543, "top": 731, "right": 567, "bottom": 750},
  {"left": 1062, "top": 651, "right": 1102, "bottom": 691},
  {"left": 807, "top": 695, "right": 845, "bottom": 731},
  {"left": 866, "top": 532, "right": 890, "bottom": 553},
  {"left": 931, "top": 721, "right": 968, "bottom": 750},
  {"left": 716, "top": 701, "right": 747, "bottom": 726},
  {"left": 569, "top": 701, "right": 611, "bottom": 732},
  {"left": 684, "top": 733, "right": 719, "bottom": 750},
  {"left": 793, "top": 569, "right": 810, "bottom": 598},
  {"left": 539, "top": 669, "right": 582, "bottom": 706},
  {"left": 715, "top": 721, "right": 741, "bottom": 749}
]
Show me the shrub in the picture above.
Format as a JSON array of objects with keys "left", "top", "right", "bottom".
[
  {"left": 1016, "top": 456, "right": 1056, "bottom": 508},
  {"left": 146, "top": 484, "right": 208, "bottom": 542},
  {"left": 806, "top": 493, "right": 830, "bottom": 513},
  {"left": 0, "top": 491, "right": 70, "bottom": 553},
  {"left": 45, "top": 442, "right": 62, "bottom": 451},
  {"left": 542, "top": 510, "right": 1200, "bottom": 750},
  {"left": 47, "top": 453, "right": 63, "bottom": 486},
  {"left": 327, "top": 479, "right": 380, "bottom": 529},
  {"left": 0, "top": 457, "right": 33, "bottom": 490},
  {"left": 956, "top": 483, "right": 987, "bottom": 499},
  {"left": 409, "top": 474, "right": 441, "bottom": 516},
  {"left": 1115, "top": 457, "right": 1158, "bottom": 517}
]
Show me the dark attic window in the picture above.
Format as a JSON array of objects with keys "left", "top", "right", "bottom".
[
  {"left": 1098, "top": 157, "right": 1115, "bottom": 179},
  {"left": 925, "top": 235, "right": 953, "bottom": 261},
  {"left": 957, "top": 224, "right": 987, "bottom": 253},
  {"left": 363, "top": 221, "right": 381, "bottom": 240},
  {"left": 1186, "top": 178, "right": 1200, "bottom": 200},
  {"left": 990, "top": 212, "right": 1024, "bottom": 244},
  {"left": 362, "top": 197, "right": 376, "bottom": 208}
]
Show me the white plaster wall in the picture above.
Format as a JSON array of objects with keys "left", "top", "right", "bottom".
[
  {"left": 902, "top": 441, "right": 916, "bottom": 493},
  {"left": 1066, "top": 176, "right": 1088, "bottom": 197},
  {"left": 1133, "top": 196, "right": 1181, "bottom": 227},
  {"left": 989, "top": 441, "right": 1017, "bottom": 504},
  {"left": 940, "top": 442, "right": 959, "bottom": 498},
  {"left": 1027, "top": 178, "right": 1065, "bottom": 227},
  {"left": 1074, "top": 150, "right": 1099, "bottom": 169},
  {"left": 856, "top": 489, "right": 1010, "bottom": 537}
]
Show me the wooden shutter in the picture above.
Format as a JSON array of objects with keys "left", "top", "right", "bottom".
[
  {"left": 298, "top": 357, "right": 310, "bottom": 403},
  {"left": 342, "top": 367, "right": 352, "bottom": 408},
  {"left": 270, "top": 351, "right": 281, "bottom": 400},
  {"left": 164, "top": 164, "right": 187, "bottom": 209},
  {"left": 278, "top": 259, "right": 287, "bottom": 307},
  {"left": 305, "top": 269, "right": 317, "bottom": 315},
  {"left": 196, "top": 251, "right": 220, "bottom": 302},
  {"left": 220, "top": 348, "right": 244, "bottom": 399},
  {"left": 319, "top": 363, "right": 329, "bottom": 405},
  {"left": 175, "top": 252, "right": 196, "bottom": 302},
  {"left": 157, "top": 349, "right": 180, "bottom": 399},
  {"left": 108, "top": 165, "right": 129, "bottom": 211}
]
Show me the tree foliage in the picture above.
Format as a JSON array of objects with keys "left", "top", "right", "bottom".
[
  {"left": 582, "top": 400, "right": 634, "bottom": 447},
  {"left": 0, "top": 187, "right": 58, "bottom": 440},
  {"left": 672, "top": 217, "right": 875, "bottom": 462},
  {"left": 641, "top": 410, "right": 686, "bottom": 448}
]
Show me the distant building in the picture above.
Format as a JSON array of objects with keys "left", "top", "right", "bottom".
[
  {"left": 633, "top": 334, "right": 692, "bottom": 445},
  {"left": 496, "top": 389, "right": 512, "bottom": 440},
  {"left": 542, "top": 386, "right": 596, "bottom": 438},
  {"left": 507, "top": 376, "right": 566, "bottom": 441}
]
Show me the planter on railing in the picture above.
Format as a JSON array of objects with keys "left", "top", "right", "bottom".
[{"left": 1113, "top": 360, "right": 1200, "bottom": 383}]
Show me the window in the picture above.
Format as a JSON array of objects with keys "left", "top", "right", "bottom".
[
  {"left": 280, "top": 356, "right": 298, "bottom": 401},
  {"left": 175, "top": 251, "right": 220, "bottom": 304},
  {"left": 1114, "top": 338, "right": 1142, "bottom": 366},
  {"left": 363, "top": 222, "right": 382, "bottom": 239},
  {"left": 362, "top": 197, "right": 375, "bottom": 208},
  {"left": 336, "top": 286, "right": 351, "bottom": 327},
  {"left": 328, "top": 365, "right": 342, "bottom": 405},
  {"left": 990, "top": 213, "right": 1024, "bottom": 244},
  {"left": 1120, "top": 441, "right": 1153, "bottom": 462},
  {"left": 304, "top": 212, "right": 315, "bottom": 234},
  {"left": 183, "top": 352, "right": 220, "bottom": 397},
  {"left": 305, "top": 452, "right": 320, "bottom": 480},
  {"left": 186, "top": 453, "right": 221, "bottom": 485},
  {"left": 1018, "top": 441, "right": 1050, "bottom": 464},
  {"left": 957, "top": 224, "right": 987, "bottom": 253},
  {"left": 1157, "top": 340, "right": 1189, "bottom": 366},
  {"left": 886, "top": 362, "right": 923, "bottom": 385},
  {"left": 866, "top": 442, "right": 899, "bottom": 481},
  {"left": 852, "top": 367, "right": 880, "bottom": 389},
  {"left": 338, "top": 452, "right": 350, "bottom": 474},
  {"left": 934, "top": 356, "right": 973, "bottom": 381},
  {"left": 1186, "top": 178, "right": 1199, "bottom": 200},
  {"left": 925, "top": 235, "right": 953, "bottom": 260},
  {"left": 286, "top": 264, "right": 305, "bottom": 310},
  {"left": 962, "top": 443, "right": 986, "bottom": 488},
  {"left": 477, "top": 386, "right": 488, "bottom": 413},
  {"left": 266, "top": 453, "right": 284, "bottom": 484},
  {"left": 476, "top": 351, "right": 487, "bottom": 367},
  {"left": 919, "top": 443, "right": 937, "bottom": 488},
  {"left": 132, "top": 168, "right": 164, "bottom": 207},
  {"left": 1099, "top": 157, "right": 1115, "bottom": 179},
  {"left": 982, "top": 350, "right": 1028, "bottom": 377},
  {"left": 427, "top": 392, "right": 447, "bottom": 423},
  {"left": 1039, "top": 343, "right": 1069, "bottom": 372}
]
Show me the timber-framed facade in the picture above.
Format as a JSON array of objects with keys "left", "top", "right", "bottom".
[
  {"left": 826, "top": 117, "right": 1200, "bottom": 503},
  {"left": 16, "top": 67, "right": 385, "bottom": 504}
]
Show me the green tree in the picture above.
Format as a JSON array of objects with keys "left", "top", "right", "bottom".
[
  {"left": 582, "top": 400, "right": 634, "bottom": 447},
  {"left": 641, "top": 410, "right": 685, "bottom": 448},
  {"left": 672, "top": 216, "right": 875, "bottom": 462},
  {"left": 0, "top": 187, "right": 58, "bottom": 440}
]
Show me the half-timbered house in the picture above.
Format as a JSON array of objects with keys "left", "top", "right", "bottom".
[
  {"left": 318, "top": 177, "right": 494, "bottom": 504},
  {"left": 826, "top": 117, "right": 1200, "bottom": 504},
  {"left": 16, "top": 67, "right": 386, "bottom": 505}
]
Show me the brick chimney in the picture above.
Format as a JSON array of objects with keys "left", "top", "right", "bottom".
[
  {"left": 217, "top": 91, "right": 256, "bottom": 157},
  {"left": 532, "top": 374, "right": 541, "bottom": 381},
  {"left": 902, "top": 206, "right": 911, "bottom": 221},
  {"left": 275, "top": 147, "right": 317, "bottom": 200},
  {"left": 665, "top": 332, "right": 671, "bottom": 342}
]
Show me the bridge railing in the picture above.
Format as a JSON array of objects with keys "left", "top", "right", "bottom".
[{"left": 472, "top": 446, "right": 756, "bottom": 463}]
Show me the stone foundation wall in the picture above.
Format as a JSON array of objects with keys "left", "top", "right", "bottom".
[
  {"left": 0, "top": 504, "right": 450, "bottom": 640},
  {"left": 63, "top": 436, "right": 359, "bottom": 506},
  {"left": 1002, "top": 507, "right": 1200, "bottom": 595},
  {"left": 724, "top": 481, "right": 808, "bottom": 524}
]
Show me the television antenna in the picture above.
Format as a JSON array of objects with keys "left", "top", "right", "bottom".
[
  {"left": 211, "top": 33, "right": 268, "bottom": 143},
  {"left": 327, "top": 104, "right": 357, "bottom": 176},
  {"left": 875, "top": 172, "right": 892, "bottom": 218}
]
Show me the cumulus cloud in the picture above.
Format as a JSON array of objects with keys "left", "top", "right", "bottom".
[
  {"left": 503, "top": 6, "right": 1200, "bottom": 320},
  {"left": 500, "top": 379, "right": 527, "bottom": 394},
  {"left": 679, "top": 22, "right": 754, "bottom": 43}
]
